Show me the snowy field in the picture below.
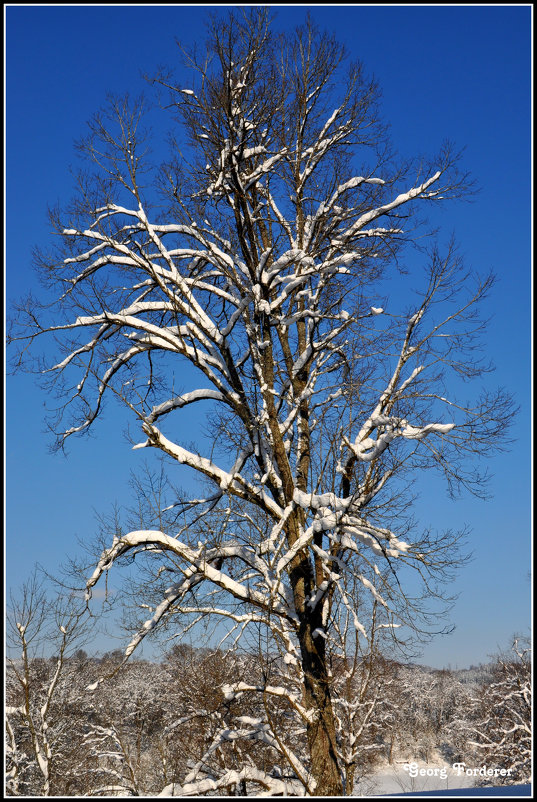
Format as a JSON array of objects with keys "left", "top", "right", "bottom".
[
  {"left": 354, "top": 759, "right": 531, "bottom": 796},
  {"left": 354, "top": 758, "right": 478, "bottom": 796}
]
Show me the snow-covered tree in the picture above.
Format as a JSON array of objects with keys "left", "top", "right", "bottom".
[
  {"left": 5, "top": 574, "right": 93, "bottom": 795},
  {"left": 321, "top": 591, "right": 401, "bottom": 790},
  {"left": 81, "top": 658, "right": 166, "bottom": 796},
  {"left": 468, "top": 638, "right": 531, "bottom": 785},
  {"left": 382, "top": 663, "right": 474, "bottom": 766},
  {"left": 9, "top": 9, "right": 515, "bottom": 795}
]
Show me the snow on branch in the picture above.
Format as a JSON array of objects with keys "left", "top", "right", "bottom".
[
  {"left": 146, "top": 389, "right": 226, "bottom": 423},
  {"left": 86, "top": 529, "right": 296, "bottom": 658},
  {"left": 159, "top": 765, "right": 308, "bottom": 797},
  {"left": 345, "top": 416, "right": 455, "bottom": 463},
  {"left": 335, "top": 171, "right": 442, "bottom": 245},
  {"left": 135, "top": 423, "right": 284, "bottom": 518}
]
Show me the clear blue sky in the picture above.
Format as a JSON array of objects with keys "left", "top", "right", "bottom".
[{"left": 6, "top": 5, "right": 531, "bottom": 668}]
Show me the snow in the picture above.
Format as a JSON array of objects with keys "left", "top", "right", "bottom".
[
  {"left": 147, "top": 389, "right": 225, "bottom": 423},
  {"left": 235, "top": 715, "right": 268, "bottom": 728},
  {"left": 338, "top": 171, "right": 443, "bottom": 243},
  {"left": 283, "top": 652, "right": 298, "bottom": 666},
  {"left": 159, "top": 766, "right": 303, "bottom": 797},
  {"left": 242, "top": 145, "right": 266, "bottom": 160},
  {"left": 408, "top": 309, "right": 425, "bottom": 326},
  {"left": 354, "top": 757, "right": 477, "bottom": 796}
]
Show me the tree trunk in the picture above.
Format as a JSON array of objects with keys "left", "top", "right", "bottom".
[
  {"left": 287, "top": 514, "right": 342, "bottom": 796},
  {"left": 299, "top": 617, "right": 342, "bottom": 795}
]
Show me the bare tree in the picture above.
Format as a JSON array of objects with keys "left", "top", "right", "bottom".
[
  {"left": 327, "top": 601, "right": 399, "bottom": 792},
  {"left": 468, "top": 637, "right": 531, "bottom": 785},
  {"left": 81, "top": 658, "right": 171, "bottom": 797},
  {"left": 9, "top": 9, "right": 514, "bottom": 795},
  {"left": 5, "top": 572, "right": 93, "bottom": 795}
]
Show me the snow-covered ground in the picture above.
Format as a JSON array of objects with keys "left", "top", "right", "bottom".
[{"left": 354, "top": 757, "right": 477, "bottom": 796}]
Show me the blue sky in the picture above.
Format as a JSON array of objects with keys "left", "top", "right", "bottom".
[{"left": 6, "top": 5, "right": 531, "bottom": 667}]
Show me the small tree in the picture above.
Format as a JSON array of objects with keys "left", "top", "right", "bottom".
[
  {"left": 9, "top": 9, "right": 514, "bottom": 795},
  {"left": 5, "top": 573, "right": 93, "bottom": 795},
  {"left": 82, "top": 658, "right": 170, "bottom": 796},
  {"left": 328, "top": 605, "right": 398, "bottom": 791},
  {"left": 468, "top": 638, "right": 531, "bottom": 785}
]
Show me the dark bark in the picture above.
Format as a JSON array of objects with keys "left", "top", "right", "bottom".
[
  {"left": 300, "top": 623, "right": 342, "bottom": 795},
  {"left": 290, "top": 550, "right": 342, "bottom": 795}
]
